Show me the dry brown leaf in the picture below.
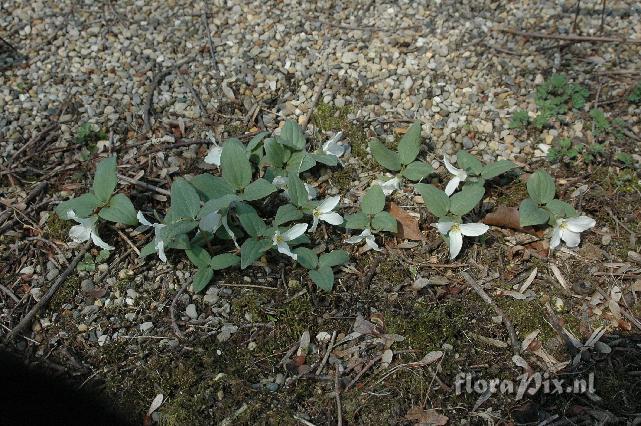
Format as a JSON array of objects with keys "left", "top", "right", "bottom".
[
  {"left": 405, "top": 406, "right": 449, "bottom": 425},
  {"left": 482, "top": 205, "right": 521, "bottom": 229},
  {"left": 389, "top": 202, "right": 424, "bottom": 241}
]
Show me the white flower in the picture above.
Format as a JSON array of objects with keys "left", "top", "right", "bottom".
[
  {"left": 372, "top": 176, "right": 400, "bottom": 196},
  {"left": 67, "top": 210, "right": 114, "bottom": 251},
  {"left": 433, "top": 221, "right": 488, "bottom": 260},
  {"left": 345, "top": 228, "right": 381, "bottom": 252},
  {"left": 550, "top": 216, "right": 596, "bottom": 250},
  {"left": 272, "top": 223, "right": 308, "bottom": 260},
  {"left": 273, "top": 176, "right": 317, "bottom": 200},
  {"left": 443, "top": 156, "right": 467, "bottom": 196},
  {"left": 310, "top": 196, "right": 343, "bottom": 231},
  {"left": 137, "top": 211, "right": 167, "bottom": 262},
  {"left": 322, "top": 132, "right": 346, "bottom": 158},
  {"left": 204, "top": 144, "right": 223, "bottom": 166}
]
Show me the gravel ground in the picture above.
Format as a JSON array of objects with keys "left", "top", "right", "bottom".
[{"left": 2, "top": 0, "right": 641, "bottom": 424}]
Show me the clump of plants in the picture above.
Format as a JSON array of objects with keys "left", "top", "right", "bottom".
[{"left": 76, "top": 122, "right": 107, "bottom": 145}]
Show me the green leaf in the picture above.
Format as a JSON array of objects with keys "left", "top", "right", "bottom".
[
  {"left": 170, "top": 178, "right": 201, "bottom": 219},
  {"left": 186, "top": 246, "right": 212, "bottom": 269},
  {"left": 264, "top": 138, "right": 287, "bottom": 168},
  {"left": 415, "top": 184, "right": 450, "bottom": 218},
  {"left": 371, "top": 211, "right": 398, "bottom": 232},
  {"left": 361, "top": 185, "right": 386, "bottom": 215},
  {"left": 192, "top": 267, "right": 214, "bottom": 293},
  {"left": 286, "top": 151, "right": 316, "bottom": 174},
  {"left": 235, "top": 203, "right": 266, "bottom": 237},
  {"left": 401, "top": 161, "right": 433, "bottom": 181},
  {"left": 55, "top": 193, "right": 100, "bottom": 219},
  {"left": 287, "top": 175, "right": 308, "bottom": 208},
  {"left": 221, "top": 138, "right": 252, "bottom": 190},
  {"left": 449, "top": 185, "right": 485, "bottom": 216},
  {"left": 247, "top": 131, "right": 269, "bottom": 152},
  {"left": 519, "top": 198, "right": 550, "bottom": 227},
  {"left": 311, "top": 153, "right": 338, "bottom": 167},
  {"left": 210, "top": 253, "right": 240, "bottom": 270},
  {"left": 481, "top": 160, "right": 518, "bottom": 179},
  {"left": 309, "top": 266, "right": 334, "bottom": 292},
  {"left": 198, "top": 194, "right": 239, "bottom": 219},
  {"left": 397, "top": 121, "right": 422, "bottom": 165},
  {"left": 344, "top": 212, "right": 369, "bottom": 230},
  {"left": 160, "top": 219, "right": 198, "bottom": 240},
  {"left": 93, "top": 156, "right": 118, "bottom": 204},
  {"left": 98, "top": 193, "right": 138, "bottom": 225},
  {"left": 240, "top": 238, "right": 271, "bottom": 269},
  {"left": 318, "top": 250, "right": 349, "bottom": 269},
  {"left": 140, "top": 241, "right": 157, "bottom": 258},
  {"left": 190, "top": 174, "right": 235, "bottom": 201},
  {"left": 369, "top": 139, "right": 401, "bottom": 171},
  {"left": 293, "top": 247, "right": 318, "bottom": 270},
  {"left": 279, "top": 120, "right": 306, "bottom": 150},
  {"left": 242, "top": 178, "right": 277, "bottom": 201},
  {"left": 545, "top": 199, "right": 577, "bottom": 219},
  {"left": 274, "top": 204, "right": 303, "bottom": 226},
  {"left": 527, "top": 170, "right": 556, "bottom": 204},
  {"left": 456, "top": 150, "right": 483, "bottom": 175}
]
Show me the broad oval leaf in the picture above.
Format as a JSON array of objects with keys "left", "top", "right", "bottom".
[
  {"left": 371, "top": 211, "right": 398, "bottom": 233},
  {"left": 210, "top": 253, "right": 240, "bottom": 270},
  {"left": 170, "top": 178, "right": 201, "bottom": 219},
  {"left": 286, "top": 151, "right": 316, "bottom": 175},
  {"left": 527, "top": 170, "right": 556, "bottom": 205},
  {"left": 545, "top": 199, "right": 577, "bottom": 219},
  {"left": 247, "top": 131, "right": 269, "bottom": 152},
  {"left": 190, "top": 174, "right": 235, "bottom": 201},
  {"left": 55, "top": 193, "right": 100, "bottom": 219},
  {"left": 242, "top": 178, "right": 277, "bottom": 201},
  {"left": 456, "top": 150, "right": 483, "bottom": 175},
  {"left": 344, "top": 212, "right": 369, "bottom": 230},
  {"left": 293, "top": 247, "right": 318, "bottom": 270},
  {"left": 369, "top": 139, "right": 401, "bottom": 172},
  {"left": 361, "top": 185, "right": 386, "bottom": 215},
  {"left": 264, "top": 138, "right": 287, "bottom": 168},
  {"left": 221, "top": 138, "right": 252, "bottom": 190},
  {"left": 318, "top": 250, "right": 349, "bottom": 269},
  {"left": 401, "top": 161, "right": 433, "bottom": 181},
  {"left": 185, "top": 246, "right": 212, "bottom": 269},
  {"left": 286, "top": 175, "right": 308, "bottom": 208},
  {"left": 240, "top": 238, "right": 272, "bottom": 269},
  {"left": 309, "top": 266, "right": 334, "bottom": 292},
  {"left": 198, "top": 194, "right": 239, "bottom": 219},
  {"left": 311, "top": 153, "right": 338, "bottom": 167},
  {"left": 93, "top": 156, "right": 118, "bottom": 204},
  {"left": 98, "top": 193, "right": 138, "bottom": 225},
  {"left": 415, "top": 184, "right": 450, "bottom": 218},
  {"left": 481, "top": 160, "right": 518, "bottom": 179},
  {"left": 519, "top": 198, "right": 550, "bottom": 227},
  {"left": 274, "top": 204, "right": 303, "bottom": 226},
  {"left": 192, "top": 267, "right": 214, "bottom": 293},
  {"left": 397, "top": 121, "right": 422, "bottom": 165},
  {"left": 235, "top": 202, "right": 266, "bottom": 237},
  {"left": 449, "top": 185, "right": 485, "bottom": 216},
  {"left": 279, "top": 120, "right": 306, "bottom": 150}
]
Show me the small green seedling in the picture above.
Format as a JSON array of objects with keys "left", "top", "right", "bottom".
[
  {"left": 344, "top": 185, "right": 397, "bottom": 233},
  {"left": 519, "top": 170, "right": 577, "bottom": 227}
]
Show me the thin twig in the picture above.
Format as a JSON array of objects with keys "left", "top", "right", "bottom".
[
  {"left": 0, "top": 181, "right": 47, "bottom": 227},
  {"left": 335, "top": 364, "right": 343, "bottom": 426},
  {"left": 461, "top": 272, "right": 520, "bottom": 356},
  {"left": 142, "top": 56, "right": 194, "bottom": 133},
  {"left": 301, "top": 72, "right": 329, "bottom": 131},
  {"left": 179, "top": 75, "right": 209, "bottom": 118},
  {"left": 345, "top": 354, "right": 383, "bottom": 391},
  {"left": 496, "top": 28, "right": 641, "bottom": 44},
  {"left": 316, "top": 331, "right": 337, "bottom": 375},
  {"left": 201, "top": 3, "right": 217, "bottom": 70},
  {"left": 218, "top": 283, "right": 279, "bottom": 290},
  {"left": 0, "top": 284, "right": 20, "bottom": 304},
  {"left": 600, "top": 0, "right": 607, "bottom": 33},
  {"left": 115, "top": 229, "right": 141, "bottom": 256},
  {"left": 572, "top": 0, "right": 581, "bottom": 33},
  {"left": 4, "top": 243, "right": 90, "bottom": 343},
  {"left": 361, "top": 257, "right": 381, "bottom": 288},
  {"left": 117, "top": 173, "right": 171, "bottom": 196},
  {"left": 170, "top": 278, "right": 192, "bottom": 339},
  {"left": 10, "top": 124, "right": 59, "bottom": 163}
]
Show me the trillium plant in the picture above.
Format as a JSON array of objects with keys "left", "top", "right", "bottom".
[
  {"left": 55, "top": 119, "right": 595, "bottom": 295},
  {"left": 519, "top": 170, "right": 596, "bottom": 250}
]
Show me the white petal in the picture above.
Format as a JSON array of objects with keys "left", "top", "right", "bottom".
[
  {"left": 565, "top": 216, "right": 596, "bottom": 233},
  {"left": 459, "top": 223, "right": 489, "bottom": 237},
  {"left": 91, "top": 232, "right": 114, "bottom": 251},
  {"left": 69, "top": 224, "right": 91, "bottom": 243},
  {"left": 365, "top": 235, "right": 381, "bottom": 251},
  {"left": 322, "top": 132, "right": 345, "bottom": 157},
  {"left": 304, "top": 184, "right": 318, "bottom": 200},
  {"left": 379, "top": 177, "right": 400, "bottom": 196},
  {"left": 434, "top": 222, "right": 454, "bottom": 235},
  {"left": 550, "top": 226, "right": 561, "bottom": 249},
  {"left": 283, "top": 223, "right": 308, "bottom": 241},
  {"left": 345, "top": 234, "right": 364, "bottom": 244},
  {"left": 199, "top": 212, "right": 222, "bottom": 233},
  {"left": 277, "top": 242, "right": 297, "bottom": 260},
  {"left": 318, "top": 196, "right": 340, "bottom": 214},
  {"left": 66, "top": 210, "right": 78, "bottom": 220},
  {"left": 561, "top": 229, "right": 581, "bottom": 248},
  {"left": 449, "top": 230, "right": 463, "bottom": 260},
  {"left": 310, "top": 216, "right": 320, "bottom": 232},
  {"left": 444, "top": 177, "right": 460, "bottom": 196},
  {"left": 320, "top": 212, "right": 343, "bottom": 226},
  {"left": 204, "top": 145, "right": 222, "bottom": 166},
  {"left": 137, "top": 211, "right": 152, "bottom": 227},
  {"left": 272, "top": 176, "right": 288, "bottom": 189},
  {"left": 221, "top": 216, "right": 239, "bottom": 249},
  {"left": 443, "top": 156, "right": 461, "bottom": 176},
  {"left": 156, "top": 240, "right": 167, "bottom": 263}
]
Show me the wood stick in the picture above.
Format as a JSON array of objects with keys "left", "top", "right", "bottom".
[
  {"left": 4, "top": 243, "right": 90, "bottom": 342},
  {"left": 461, "top": 272, "right": 520, "bottom": 356},
  {"left": 117, "top": 173, "right": 170, "bottom": 196},
  {"left": 335, "top": 364, "right": 343, "bottom": 426},
  {"left": 496, "top": 28, "right": 641, "bottom": 44},
  {"left": 301, "top": 72, "right": 329, "bottom": 131}
]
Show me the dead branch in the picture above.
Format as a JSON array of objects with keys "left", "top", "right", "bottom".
[
  {"left": 496, "top": 28, "right": 641, "bottom": 44},
  {"left": 301, "top": 72, "right": 329, "bottom": 131}
]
